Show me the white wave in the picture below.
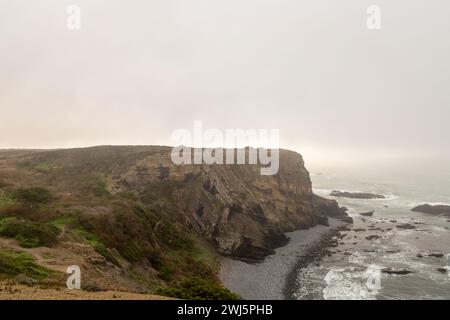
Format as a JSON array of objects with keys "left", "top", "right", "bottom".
[{"left": 323, "top": 268, "right": 376, "bottom": 300}]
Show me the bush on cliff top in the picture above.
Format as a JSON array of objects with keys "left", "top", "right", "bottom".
[{"left": 156, "top": 276, "right": 240, "bottom": 300}]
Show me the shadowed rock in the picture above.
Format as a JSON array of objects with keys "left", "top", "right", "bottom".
[
  {"left": 411, "top": 204, "right": 450, "bottom": 217},
  {"left": 330, "top": 190, "right": 385, "bottom": 199}
]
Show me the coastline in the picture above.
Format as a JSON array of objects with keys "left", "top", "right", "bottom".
[
  {"left": 282, "top": 224, "right": 347, "bottom": 299},
  {"left": 219, "top": 218, "right": 347, "bottom": 300}
]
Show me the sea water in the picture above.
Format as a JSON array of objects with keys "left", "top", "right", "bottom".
[{"left": 296, "top": 158, "right": 450, "bottom": 300}]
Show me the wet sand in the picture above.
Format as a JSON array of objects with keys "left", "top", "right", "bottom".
[{"left": 219, "top": 218, "right": 346, "bottom": 300}]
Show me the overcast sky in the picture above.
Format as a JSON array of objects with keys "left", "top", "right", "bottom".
[{"left": 1, "top": 0, "right": 449, "bottom": 165}]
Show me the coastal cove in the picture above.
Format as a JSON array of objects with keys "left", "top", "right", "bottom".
[{"left": 219, "top": 218, "right": 346, "bottom": 299}]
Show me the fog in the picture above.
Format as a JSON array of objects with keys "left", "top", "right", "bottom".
[{"left": 1, "top": 0, "right": 449, "bottom": 165}]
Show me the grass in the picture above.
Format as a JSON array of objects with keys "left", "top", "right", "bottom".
[
  {"left": 33, "top": 162, "right": 52, "bottom": 173},
  {"left": 0, "top": 194, "right": 14, "bottom": 208},
  {"left": 0, "top": 217, "right": 60, "bottom": 248},
  {"left": 49, "top": 215, "right": 78, "bottom": 230},
  {"left": 12, "top": 187, "right": 53, "bottom": 205},
  {"left": 50, "top": 214, "right": 119, "bottom": 265},
  {"left": 0, "top": 249, "right": 52, "bottom": 280}
]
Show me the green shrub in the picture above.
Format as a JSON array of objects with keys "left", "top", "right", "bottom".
[
  {"left": 12, "top": 187, "right": 53, "bottom": 205},
  {"left": 156, "top": 277, "right": 240, "bottom": 300},
  {"left": 0, "top": 194, "right": 13, "bottom": 208},
  {"left": 0, "top": 249, "right": 52, "bottom": 280},
  {"left": 33, "top": 163, "right": 52, "bottom": 173},
  {"left": 0, "top": 218, "right": 60, "bottom": 248},
  {"left": 93, "top": 242, "right": 120, "bottom": 266},
  {"left": 50, "top": 214, "right": 119, "bottom": 265},
  {"left": 86, "top": 174, "right": 110, "bottom": 197}
]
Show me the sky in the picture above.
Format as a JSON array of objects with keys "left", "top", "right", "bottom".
[{"left": 1, "top": 0, "right": 449, "bottom": 166}]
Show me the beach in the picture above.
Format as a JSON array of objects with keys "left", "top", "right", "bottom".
[{"left": 219, "top": 218, "right": 346, "bottom": 300}]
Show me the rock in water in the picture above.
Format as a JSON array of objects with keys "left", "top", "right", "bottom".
[
  {"left": 396, "top": 223, "right": 416, "bottom": 230},
  {"left": 359, "top": 211, "right": 375, "bottom": 217},
  {"left": 411, "top": 204, "right": 450, "bottom": 217},
  {"left": 382, "top": 268, "right": 413, "bottom": 275},
  {"left": 330, "top": 190, "right": 385, "bottom": 199}
]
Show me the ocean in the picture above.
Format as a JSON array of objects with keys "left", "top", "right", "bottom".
[{"left": 297, "top": 159, "right": 450, "bottom": 300}]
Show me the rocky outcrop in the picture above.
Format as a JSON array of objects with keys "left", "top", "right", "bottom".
[
  {"left": 382, "top": 268, "right": 413, "bottom": 275},
  {"left": 330, "top": 191, "right": 385, "bottom": 199},
  {"left": 411, "top": 204, "right": 450, "bottom": 217},
  {"left": 359, "top": 211, "right": 375, "bottom": 217}
]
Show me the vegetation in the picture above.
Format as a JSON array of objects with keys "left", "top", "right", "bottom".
[
  {"left": 0, "top": 249, "right": 52, "bottom": 280},
  {"left": 12, "top": 187, "right": 53, "bottom": 205},
  {"left": 33, "top": 162, "right": 52, "bottom": 173},
  {"left": 0, "top": 180, "right": 7, "bottom": 188},
  {"left": 85, "top": 174, "right": 110, "bottom": 197},
  {"left": 49, "top": 214, "right": 119, "bottom": 265},
  {"left": 156, "top": 277, "right": 240, "bottom": 300},
  {"left": 0, "top": 148, "right": 240, "bottom": 299},
  {"left": 0, "top": 194, "right": 13, "bottom": 208},
  {"left": 0, "top": 217, "right": 60, "bottom": 248}
]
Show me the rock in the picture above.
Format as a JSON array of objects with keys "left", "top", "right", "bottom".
[
  {"left": 382, "top": 268, "right": 413, "bottom": 275},
  {"left": 365, "top": 235, "right": 381, "bottom": 241},
  {"left": 359, "top": 211, "right": 375, "bottom": 217},
  {"left": 352, "top": 228, "right": 366, "bottom": 232},
  {"left": 313, "top": 196, "right": 351, "bottom": 222},
  {"left": 330, "top": 190, "right": 385, "bottom": 199},
  {"left": 14, "top": 275, "right": 38, "bottom": 286},
  {"left": 416, "top": 253, "right": 423, "bottom": 258},
  {"left": 437, "top": 267, "right": 448, "bottom": 274},
  {"left": 396, "top": 223, "right": 416, "bottom": 230},
  {"left": 340, "top": 216, "right": 354, "bottom": 223},
  {"left": 411, "top": 204, "right": 450, "bottom": 217},
  {"left": 428, "top": 253, "right": 444, "bottom": 258},
  {"left": 316, "top": 215, "right": 329, "bottom": 226}
]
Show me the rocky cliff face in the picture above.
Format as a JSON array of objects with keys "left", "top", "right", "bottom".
[
  {"left": 0, "top": 146, "right": 349, "bottom": 262},
  {"left": 97, "top": 146, "right": 349, "bottom": 260}
]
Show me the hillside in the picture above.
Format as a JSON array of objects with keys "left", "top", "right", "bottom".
[{"left": 0, "top": 146, "right": 349, "bottom": 299}]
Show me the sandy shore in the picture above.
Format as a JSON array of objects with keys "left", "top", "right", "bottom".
[{"left": 219, "top": 218, "right": 346, "bottom": 300}]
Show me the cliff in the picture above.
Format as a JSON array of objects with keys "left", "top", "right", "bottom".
[{"left": 0, "top": 146, "right": 349, "bottom": 295}]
